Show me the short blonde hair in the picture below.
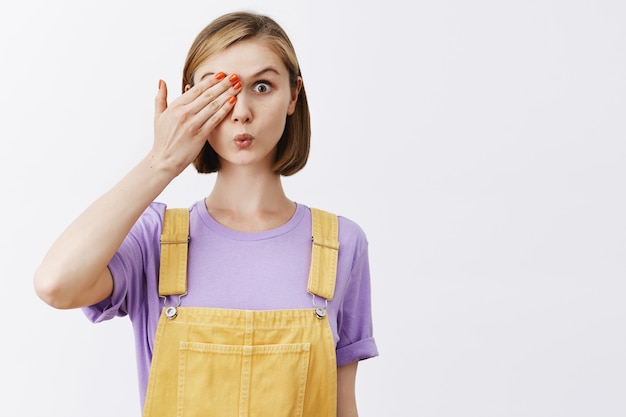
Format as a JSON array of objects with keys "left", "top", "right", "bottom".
[{"left": 183, "top": 11, "right": 310, "bottom": 176}]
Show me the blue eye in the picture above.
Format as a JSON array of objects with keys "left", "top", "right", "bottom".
[{"left": 253, "top": 81, "right": 271, "bottom": 93}]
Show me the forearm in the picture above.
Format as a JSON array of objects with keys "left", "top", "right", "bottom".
[
  {"left": 337, "top": 362, "right": 359, "bottom": 417},
  {"left": 35, "top": 75, "right": 240, "bottom": 309},
  {"left": 34, "top": 154, "right": 175, "bottom": 309}
]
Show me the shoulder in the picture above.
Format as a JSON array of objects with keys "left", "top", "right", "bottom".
[
  {"left": 305, "top": 205, "right": 369, "bottom": 254},
  {"left": 126, "top": 201, "right": 183, "bottom": 247},
  {"left": 337, "top": 213, "right": 369, "bottom": 261},
  {"left": 131, "top": 202, "right": 168, "bottom": 235},
  {"left": 338, "top": 215, "right": 368, "bottom": 244}
]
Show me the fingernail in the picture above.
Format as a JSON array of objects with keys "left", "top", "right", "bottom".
[
  {"left": 228, "top": 95, "right": 237, "bottom": 104},
  {"left": 229, "top": 74, "right": 239, "bottom": 83},
  {"left": 233, "top": 81, "right": 242, "bottom": 90},
  {"left": 158, "top": 79, "right": 163, "bottom": 90},
  {"left": 215, "top": 72, "right": 226, "bottom": 80}
]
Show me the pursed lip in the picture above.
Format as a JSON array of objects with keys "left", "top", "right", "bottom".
[
  {"left": 234, "top": 133, "right": 254, "bottom": 142},
  {"left": 233, "top": 133, "right": 254, "bottom": 150}
]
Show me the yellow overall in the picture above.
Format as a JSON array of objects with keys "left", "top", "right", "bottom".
[{"left": 142, "top": 208, "right": 340, "bottom": 417}]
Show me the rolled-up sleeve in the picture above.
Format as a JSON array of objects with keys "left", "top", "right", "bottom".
[
  {"left": 82, "top": 203, "right": 164, "bottom": 323},
  {"left": 336, "top": 243, "right": 379, "bottom": 366}
]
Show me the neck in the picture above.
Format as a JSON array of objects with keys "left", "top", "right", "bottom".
[{"left": 204, "top": 167, "right": 295, "bottom": 232}]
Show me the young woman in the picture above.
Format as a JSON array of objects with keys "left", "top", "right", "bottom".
[{"left": 34, "top": 11, "right": 377, "bottom": 417}]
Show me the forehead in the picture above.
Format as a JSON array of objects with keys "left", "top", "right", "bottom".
[{"left": 195, "top": 38, "right": 287, "bottom": 80}]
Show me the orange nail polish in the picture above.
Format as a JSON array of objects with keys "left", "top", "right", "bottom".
[
  {"left": 228, "top": 95, "right": 237, "bottom": 104},
  {"left": 229, "top": 74, "right": 239, "bottom": 83},
  {"left": 215, "top": 72, "right": 226, "bottom": 80},
  {"left": 233, "top": 81, "right": 242, "bottom": 90}
]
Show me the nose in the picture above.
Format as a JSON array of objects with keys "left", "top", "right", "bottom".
[{"left": 231, "top": 92, "right": 252, "bottom": 123}]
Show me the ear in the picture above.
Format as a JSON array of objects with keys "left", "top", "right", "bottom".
[{"left": 287, "top": 77, "right": 302, "bottom": 116}]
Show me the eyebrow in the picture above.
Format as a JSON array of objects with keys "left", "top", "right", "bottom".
[{"left": 199, "top": 66, "right": 281, "bottom": 82}]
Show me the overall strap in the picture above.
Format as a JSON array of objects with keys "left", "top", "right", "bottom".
[
  {"left": 307, "top": 208, "right": 340, "bottom": 301},
  {"left": 158, "top": 208, "right": 190, "bottom": 297},
  {"left": 158, "top": 207, "right": 338, "bottom": 300}
]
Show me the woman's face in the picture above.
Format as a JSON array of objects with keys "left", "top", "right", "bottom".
[{"left": 192, "top": 38, "right": 300, "bottom": 172}]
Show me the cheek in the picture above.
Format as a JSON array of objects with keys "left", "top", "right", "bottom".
[
  {"left": 275, "top": 95, "right": 295, "bottom": 118},
  {"left": 205, "top": 125, "right": 227, "bottom": 148},
  {"left": 265, "top": 101, "right": 290, "bottom": 125}
]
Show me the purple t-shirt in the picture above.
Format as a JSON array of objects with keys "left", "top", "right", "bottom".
[{"left": 83, "top": 200, "right": 378, "bottom": 408}]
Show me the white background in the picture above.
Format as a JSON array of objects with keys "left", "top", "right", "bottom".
[{"left": 1, "top": 0, "right": 625, "bottom": 415}]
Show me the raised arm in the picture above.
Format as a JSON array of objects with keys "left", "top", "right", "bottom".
[{"left": 34, "top": 74, "right": 240, "bottom": 309}]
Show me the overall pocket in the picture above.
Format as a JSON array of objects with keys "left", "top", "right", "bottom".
[{"left": 177, "top": 341, "right": 311, "bottom": 417}]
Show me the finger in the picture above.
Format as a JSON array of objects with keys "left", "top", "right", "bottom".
[
  {"left": 186, "top": 74, "right": 242, "bottom": 116},
  {"left": 186, "top": 78, "right": 242, "bottom": 130},
  {"left": 154, "top": 79, "right": 168, "bottom": 119},
  {"left": 196, "top": 94, "right": 239, "bottom": 137},
  {"left": 178, "top": 72, "right": 228, "bottom": 105}
]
